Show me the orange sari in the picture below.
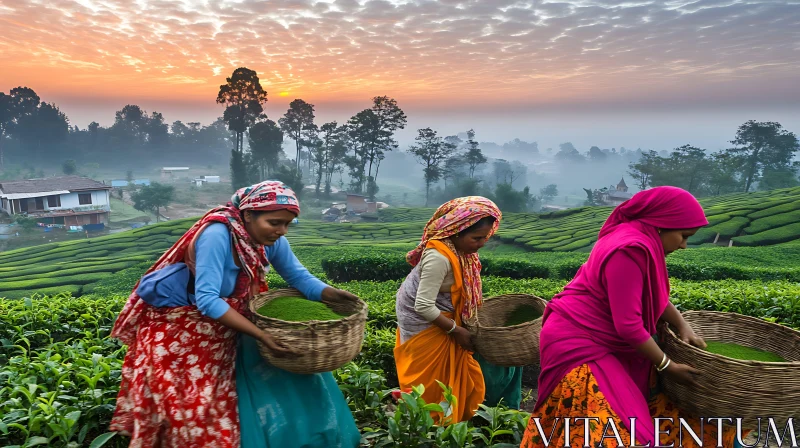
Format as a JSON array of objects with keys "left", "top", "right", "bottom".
[{"left": 393, "top": 240, "right": 485, "bottom": 423}]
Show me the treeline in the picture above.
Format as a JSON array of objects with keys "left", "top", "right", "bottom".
[
  {"left": 623, "top": 122, "right": 800, "bottom": 197},
  {"left": 216, "top": 68, "right": 409, "bottom": 199},
  {"left": 217, "top": 68, "right": 539, "bottom": 209},
  {"left": 0, "top": 88, "right": 234, "bottom": 172}
]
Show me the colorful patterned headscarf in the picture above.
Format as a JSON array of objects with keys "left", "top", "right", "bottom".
[
  {"left": 407, "top": 196, "right": 502, "bottom": 320},
  {"left": 231, "top": 180, "right": 300, "bottom": 216}
]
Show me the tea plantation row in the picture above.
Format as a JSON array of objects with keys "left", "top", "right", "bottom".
[
  {"left": 3, "top": 236, "right": 800, "bottom": 299},
  {"left": 2, "top": 273, "right": 799, "bottom": 447}
]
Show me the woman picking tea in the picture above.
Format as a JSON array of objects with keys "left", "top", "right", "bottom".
[
  {"left": 394, "top": 196, "right": 523, "bottom": 423},
  {"left": 520, "top": 186, "right": 747, "bottom": 447},
  {"left": 110, "top": 180, "right": 361, "bottom": 448}
]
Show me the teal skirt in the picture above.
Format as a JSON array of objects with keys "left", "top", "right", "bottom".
[
  {"left": 474, "top": 353, "right": 524, "bottom": 409},
  {"left": 236, "top": 335, "right": 362, "bottom": 448}
]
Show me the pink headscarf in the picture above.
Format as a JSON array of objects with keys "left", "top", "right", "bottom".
[{"left": 534, "top": 186, "right": 708, "bottom": 446}]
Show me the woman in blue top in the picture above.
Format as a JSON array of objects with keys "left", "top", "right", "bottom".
[{"left": 111, "top": 181, "right": 361, "bottom": 448}]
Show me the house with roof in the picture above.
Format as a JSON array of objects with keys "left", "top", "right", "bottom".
[
  {"left": 0, "top": 176, "right": 113, "bottom": 226},
  {"left": 600, "top": 178, "right": 634, "bottom": 206}
]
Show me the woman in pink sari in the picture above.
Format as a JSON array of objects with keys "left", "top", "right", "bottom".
[{"left": 521, "top": 186, "right": 746, "bottom": 447}]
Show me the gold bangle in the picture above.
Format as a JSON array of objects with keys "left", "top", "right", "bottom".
[
  {"left": 656, "top": 353, "right": 668, "bottom": 370},
  {"left": 657, "top": 358, "right": 672, "bottom": 372}
]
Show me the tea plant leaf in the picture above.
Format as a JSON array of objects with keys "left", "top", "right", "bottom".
[
  {"left": 23, "top": 436, "right": 49, "bottom": 447},
  {"left": 88, "top": 432, "right": 116, "bottom": 448}
]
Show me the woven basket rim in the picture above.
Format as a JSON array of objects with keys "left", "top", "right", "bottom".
[
  {"left": 475, "top": 293, "right": 547, "bottom": 330},
  {"left": 665, "top": 310, "right": 800, "bottom": 366},
  {"left": 248, "top": 287, "right": 368, "bottom": 327}
]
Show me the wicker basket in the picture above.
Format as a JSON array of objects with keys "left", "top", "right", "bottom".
[
  {"left": 465, "top": 294, "right": 547, "bottom": 367},
  {"left": 249, "top": 288, "right": 368, "bottom": 374},
  {"left": 660, "top": 311, "right": 800, "bottom": 423}
]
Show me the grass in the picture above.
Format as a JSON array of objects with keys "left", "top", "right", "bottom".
[{"left": 108, "top": 197, "right": 155, "bottom": 223}]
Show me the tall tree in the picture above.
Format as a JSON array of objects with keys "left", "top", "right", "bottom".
[
  {"left": 651, "top": 145, "right": 711, "bottom": 195},
  {"left": 312, "top": 121, "right": 347, "bottom": 195},
  {"left": 408, "top": 128, "right": 457, "bottom": 206},
  {"left": 367, "top": 96, "right": 407, "bottom": 185},
  {"left": 216, "top": 68, "right": 268, "bottom": 154},
  {"left": 345, "top": 109, "right": 380, "bottom": 193},
  {"left": 279, "top": 99, "right": 316, "bottom": 172},
  {"left": 144, "top": 112, "right": 169, "bottom": 148},
  {"left": 628, "top": 150, "right": 662, "bottom": 190},
  {"left": 6, "top": 87, "right": 41, "bottom": 157},
  {"left": 111, "top": 105, "right": 147, "bottom": 147},
  {"left": 342, "top": 97, "right": 407, "bottom": 196},
  {"left": 248, "top": 119, "right": 285, "bottom": 179},
  {"left": 464, "top": 129, "right": 487, "bottom": 178},
  {"left": 726, "top": 120, "right": 800, "bottom": 192}
]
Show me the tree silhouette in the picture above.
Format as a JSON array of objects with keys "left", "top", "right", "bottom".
[
  {"left": 279, "top": 99, "right": 315, "bottom": 172},
  {"left": 464, "top": 129, "right": 487, "bottom": 178},
  {"left": 726, "top": 120, "right": 800, "bottom": 192},
  {"left": 248, "top": 119, "right": 284, "bottom": 179},
  {"left": 408, "top": 128, "right": 458, "bottom": 206},
  {"left": 216, "top": 68, "right": 268, "bottom": 153}
]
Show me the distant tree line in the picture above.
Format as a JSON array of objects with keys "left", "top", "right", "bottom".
[
  {"left": 0, "top": 88, "right": 235, "bottom": 174},
  {"left": 625, "top": 121, "right": 800, "bottom": 196},
  {"left": 216, "top": 68, "right": 408, "bottom": 199}
]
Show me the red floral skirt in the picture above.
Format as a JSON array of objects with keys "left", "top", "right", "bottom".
[{"left": 110, "top": 303, "right": 243, "bottom": 448}]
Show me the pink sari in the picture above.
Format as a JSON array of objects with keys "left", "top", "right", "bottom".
[{"left": 534, "top": 186, "right": 708, "bottom": 446}]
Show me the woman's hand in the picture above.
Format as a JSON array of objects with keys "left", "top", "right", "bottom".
[
  {"left": 678, "top": 323, "right": 706, "bottom": 349},
  {"left": 664, "top": 361, "right": 701, "bottom": 387},
  {"left": 451, "top": 326, "right": 475, "bottom": 352},
  {"left": 259, "top": 331, "right": 298, "bottom": 358},
  {"left": 322, "top": 287, "right": 359, "bottom": 302}
]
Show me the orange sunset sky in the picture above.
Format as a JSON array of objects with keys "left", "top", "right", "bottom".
[{"left": 1, "top": 0, "right": 799, "bottom": 148}]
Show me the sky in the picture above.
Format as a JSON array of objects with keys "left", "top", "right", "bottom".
[{"left": 1, "top": 0, "right": 799, "bottom": 151}]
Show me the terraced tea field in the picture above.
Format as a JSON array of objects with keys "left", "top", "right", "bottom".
[
  {"left": 2, "top": 188, "right": 800, "bottom": 447},
  {"left": 2, "top": 187, "right": 800, "bottom": 298}
]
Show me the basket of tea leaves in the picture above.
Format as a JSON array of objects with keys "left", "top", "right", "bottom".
[
  {"left": 660, "top": 310, "right": 800, "bottom": 423},
  {"left": 465, "top": 294, "right": 547, "bottom": 366},
  {"left": 249, "top": 288, "right": 368, "bottom": 374}
]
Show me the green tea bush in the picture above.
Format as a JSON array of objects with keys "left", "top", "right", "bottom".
[
  {"left": 322, "top": 254, "right": 411, "bottom": 282},
  {"left": 733, "top": 222, "right": 800, "bottom": 246}
]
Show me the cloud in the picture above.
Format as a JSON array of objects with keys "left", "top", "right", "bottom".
[{"left": 0, "top": 0, "right": 797, "bottom": 115}]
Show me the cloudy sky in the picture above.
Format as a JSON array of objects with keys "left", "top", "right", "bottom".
[{"left": 1, "top": 0, "right": 798, "bottom": 150}]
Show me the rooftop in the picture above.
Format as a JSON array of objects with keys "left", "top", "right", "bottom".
[{"left": 0, "top": 176, "right": 111, "bottom": 195}]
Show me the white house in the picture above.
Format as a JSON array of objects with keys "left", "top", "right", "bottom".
[{"left": 0, "top": 176, "right": 113, "bottom": 226}]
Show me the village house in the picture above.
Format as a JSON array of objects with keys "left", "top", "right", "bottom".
[
  {"left": 0, "top": 176, "right": 113, "bottom": 227},
  {"left": 600, "top": 178, "right": 634, "bottom": 206}
]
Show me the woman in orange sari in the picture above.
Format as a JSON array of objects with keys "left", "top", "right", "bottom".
[{"left": 394, "top": 196, "right": 522, "bottom": 423}]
